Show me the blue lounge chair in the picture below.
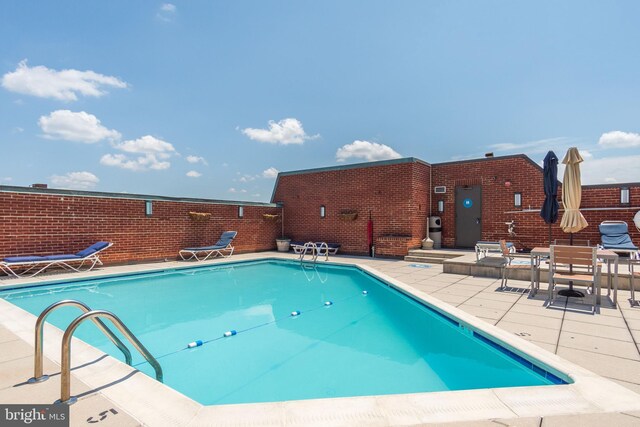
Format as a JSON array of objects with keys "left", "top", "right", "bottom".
[
  {"left": 599, "top": 221, "right": 639, "bottom": 257},
  {"left": 0, "top": 241, "right": 113, "bottom": 278},
  {"left": 179, "top": 231, "right": 237, "bottom": 261}
]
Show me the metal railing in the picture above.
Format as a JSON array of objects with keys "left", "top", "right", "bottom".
[
  {"left": 58, "top": 309, "right": 163, "bottom": 404},
  {"left": 299, "top": 241, "right": 330, "bottom": 265},
  {"left": 29, "top": 300, "right": 132, "bottom": 384}
]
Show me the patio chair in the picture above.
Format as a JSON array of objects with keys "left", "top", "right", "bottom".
[
  {"left": 599, "top": 221, "right": 639, "bottom": 259},
  {"left": 476, "top": 241, "right": 515, "bottom": 261},
  {"left": 547, "top": 245, "right": 601, "bottom": 313},
  {"left": 179, "top": 231, "right": 237, "bottom": 261},
  {"left": 0, "top": 241, "right": 113, "bottom": 278},
  {"left": 498, "top": 240, "right": 531, "bottom": 291}
]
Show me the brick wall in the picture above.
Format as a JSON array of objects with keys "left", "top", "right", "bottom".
[
  {"left": 272, "top": 159, "right": 431, "bottom": 257},
  {"left": 432, "top": 157, "right": 640, "bottom": 250},
  {"left": 0, "top": 189, "right": 281, "bottom": 264}
]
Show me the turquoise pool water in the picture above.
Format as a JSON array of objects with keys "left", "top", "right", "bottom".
[{"left": 0, "top": 260, "right": 566, "bottom": 405}]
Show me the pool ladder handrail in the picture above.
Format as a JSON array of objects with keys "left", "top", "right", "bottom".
[
  {"left": 299, "top": 241, "right": 330, "bottom": 265},
  {"left": 29, "top": 299, "right": 133, "bottom": 384},
  {"left": 57, "top": 309, "right": 163, "bottom": 404}
]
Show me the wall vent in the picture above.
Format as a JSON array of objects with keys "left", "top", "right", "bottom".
[{"left": 434, "top": 186, "right": 447, "bottom": 194}]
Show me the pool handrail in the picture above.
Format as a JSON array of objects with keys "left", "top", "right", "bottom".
[
  {"left": 58, "top": 309, "right": 163, "bottom": 404},
  {"left": 29, "top": 299, "right": 133, "bottom": 384}
]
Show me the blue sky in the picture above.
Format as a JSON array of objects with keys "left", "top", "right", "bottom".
[{"left": 1, "top": 1, "right": 639, "bottom": 201}]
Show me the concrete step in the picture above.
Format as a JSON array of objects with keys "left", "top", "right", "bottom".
[
  {"left": 404, "top": 256, "right": 452, "bottom": 264},
  {"left": 406, "top": 249, "right": 465, "bottom": 260}
]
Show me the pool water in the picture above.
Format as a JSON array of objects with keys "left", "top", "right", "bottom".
[{"left": 0, "top": 260, "right": 565, "bottom": 405}]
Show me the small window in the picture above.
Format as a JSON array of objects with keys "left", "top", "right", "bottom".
[
  {"left": 145, "top": 200, "right": 153, "bottom": 217},
  {"left": 514, "top": 192, "right": 522, "bottom": 208},
  {"left": 320, "top": 205, "right": 326, "bottom": 218},
  {"left": 238, "top": 206, "right": 244, "bottom": 218},
  {"left": 621, "top": 187, "right": 630, "bottom": 204},
  {"left": 437, "top": 200, "right": 444, "bottom": 212}
]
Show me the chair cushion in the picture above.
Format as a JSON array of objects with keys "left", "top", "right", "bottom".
[
  {"left": 600, "top": 222, "right": 638, "bottom": 250},
  {"left": 76, "top": 241, "right": 110, "bottom": 258},
  {"left": 43, "top": 254, "right": 82, "bottom": 261},
  {"left": 3, "top": 256, "right": 46, "bottom": 263}
]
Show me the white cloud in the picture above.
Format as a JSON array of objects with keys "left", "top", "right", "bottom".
[
  {"left": 101, "top": 135, "right": 176, "bottom": 171},
  {"left": 186, "top": 170, "right": 202, "bottom": 178},
  {"left": 336, "top": 140, "right": 402, "bottom": 162},
  {"left": 238, "top": 174, "right": 255, "bottom": 183},
  {"left": 50, "top": 171, "right": 99, "bottom": 190},
  {"left": 1, "top": 60, "right": 127, "bottom": 101},
  {"left": 186, "top": 155, "right": 207, "bottom": 165},
  {"left": 580, "top": 149, "right": 593, "bottom": 159},
  {"left": 598, "top": 131, "right": 640, "bottom": 148},
  {"left": 100, "top": 153, "right": 170, "bottom": 171},
  {"left": 12, "top": 127, "right": 23, "bottom": 134},
  {"left": 157, "top": 3, "right": 176, "bottom": 21},
  {"left": 112, "top": 135, "right": 175, "bottom": 155},
  {"left": 38, "top": 110, "right": 121, "bottom": 143},
  {"left": 227, "top": 187, "right": 247, "bottom": 193},
  {"left": 579, "top": 155, "right": 640, "bottom": 185},
  {"left": 241, "top": 118, "right": 318, "bottom": 145},
  {"left": 262, "top": 167, "right": 279, "bottom": 179}
]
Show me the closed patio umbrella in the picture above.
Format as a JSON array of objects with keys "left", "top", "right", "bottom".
[
  {"left": 558, "top": 147, "right": 589, "bottom": 297},
  {"left": 560, "top": 147, "right": 588, "bottom": 234},
  {"left": 540, "top": 151, "right": 559, "bottom": 244}
]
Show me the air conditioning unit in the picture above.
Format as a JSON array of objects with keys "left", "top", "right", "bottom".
[{"left": 434, "top": 186, "right": 446, "bottom": 194}]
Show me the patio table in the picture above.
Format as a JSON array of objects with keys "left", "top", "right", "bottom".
[{"left": 530, "top": 247, "right": 618, "bottom": 307}]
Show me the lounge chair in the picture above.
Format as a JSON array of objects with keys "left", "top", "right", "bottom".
[
  {"left": 291, "top": 241, "right": 341, "bottom": 255},
  {"left": 476, "top": 241, "right": 515, "bottom": 261},
  {"left": 599, "top": 221, "right": 639, "bottom": 258},
  {"left": 0, "top": 241, "right": 113, "bottom": 278},
  {"left": 179, "top": 231, "right": 237, "bottom": 261}
]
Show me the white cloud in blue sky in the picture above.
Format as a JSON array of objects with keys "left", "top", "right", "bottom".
[
  {"left": 101, "top": 135, "right": 176, "bottom": 172},
  {"left": 242, "top": 118, "right": 318, "bottom": 145},
  {"left": 186, "top": 155, "right": 208, "bottom": 166},
  {"left": 186, "top": 170, "right": 201, "bottom": 178},
  {"left": 157, "top": 3, "right": 176, "bottom": 22},
  {"left": 38, "top": 110, "right": 121, "bottom": 143},
  {"left": 598, "top": 131, "right": 640, "bottom": 148},
  {"left": 1, "top": 60, "right": 127, "bottom": 101},
  {"left": 262, "top": 167, "right": 279, "bottom": 179},
  {"left": 50, "top": 171, "right": 99, "bottom": 190},
  {"left": 336, "top": 141, "right": 401, "bottom": 162}
]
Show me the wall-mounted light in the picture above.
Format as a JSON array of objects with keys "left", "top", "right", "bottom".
[
  {"left": 621, "top": 187, "right": 630, "bottom": 204},
  {"left": 514, "top": 192, "right": 522, "bottom": 208},
  {"left": 437, "top": 200, "right": 444, "bottom": 212},
  {"left": 320, "top": 205, "right": 326, "bottom": 218},
  {"left": 145, "top": 200, "right": 153, "bottom": 217},
  {"left": 504, "top": 180, "right": 512, "bottom": 188},
  {"left": 238, "top": 206, "right": 244, "bottom": 218}
]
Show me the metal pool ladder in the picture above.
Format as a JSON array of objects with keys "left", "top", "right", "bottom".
[
  {"left": 299, "top": 241, "right": 329, "bottom": 265},
  {"left": 28, "top": 299, "right": 163, "bottom": 405}
]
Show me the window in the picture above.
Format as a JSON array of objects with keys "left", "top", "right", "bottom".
[
  {"left": 621, "top": 187, "right": 630, "bottom": 204},
  {"left": 145, "top": 200, "right": 153, "bottom": 217},
  {"left": 437, "top": 200, "right": 444, "bottom": 212},
  {"left": 514, "top": 192, "right": 522, "bottom": 208},
  {"left": 238, "top": 206, "right": 244, "bottom": 218},
  {"left": 320, "top": 205, "right": 326, "bottom": 218}
]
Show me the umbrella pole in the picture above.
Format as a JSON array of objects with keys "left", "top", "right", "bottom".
[{"left": 558, "top": 232, "right": 585, "bottom": 297}]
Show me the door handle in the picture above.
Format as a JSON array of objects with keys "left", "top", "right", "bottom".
[{"left": 476, "top": 217, "right": 481, "bottom": 225}]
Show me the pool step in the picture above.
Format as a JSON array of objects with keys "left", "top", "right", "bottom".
[{"left": 404, "top": 249, "right": 465, "bottom": 264}]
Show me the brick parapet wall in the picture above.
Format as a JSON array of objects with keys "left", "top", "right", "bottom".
[
  {"left": 431, "top": 157, "right": 639, "bottom": 250},
  {"left": 0, "top": 191, "right": 281, "bottom": 264},
  {"left": 272, "top": 161, "right": 431, "bottom": 256}
]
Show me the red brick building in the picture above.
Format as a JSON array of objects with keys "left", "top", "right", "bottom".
[
  {"left": 272, "top": 155, "right": 640, "bottom": 257},
  {"left": 1, "top": 154, "right": 638, "bottom": 263}
]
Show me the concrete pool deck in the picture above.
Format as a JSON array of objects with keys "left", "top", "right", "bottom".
[{"left": 1, "top": 252, "right": 639, "bottom": 426}]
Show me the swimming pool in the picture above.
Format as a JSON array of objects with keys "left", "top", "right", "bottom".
[{"left": 0, "top": 259, "right": 568, "bottom": 405}]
